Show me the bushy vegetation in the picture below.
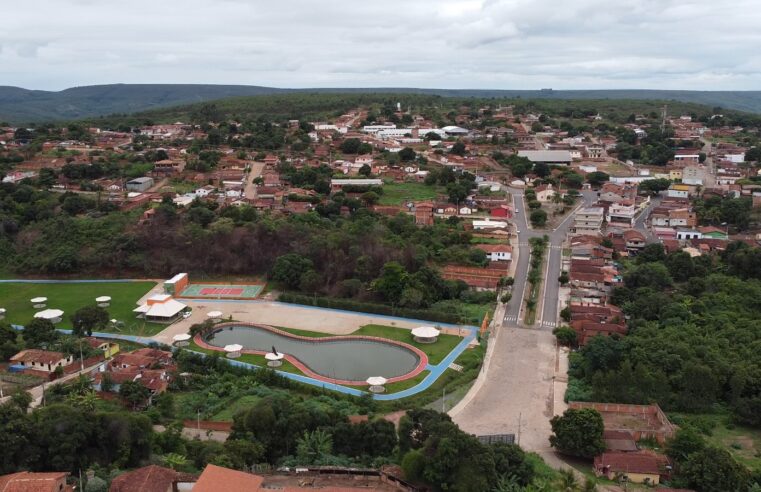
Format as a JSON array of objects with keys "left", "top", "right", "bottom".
[{"left": 570, "top": 243, "right": 761, "bottom": 427}]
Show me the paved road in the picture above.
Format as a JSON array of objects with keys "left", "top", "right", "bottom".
[
  {"left": 452, "top": 187, "right": 596, "bottom": 462},
  {"left": 504, "top": 188, "right": 596, "bottom": 330},
  {"left": 0, "top": 360, "right": 105, "bottom": 409}
]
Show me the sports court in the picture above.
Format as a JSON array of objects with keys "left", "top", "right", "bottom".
[{"left": 178, "top": 283, "right": 263, "bottom": 299}]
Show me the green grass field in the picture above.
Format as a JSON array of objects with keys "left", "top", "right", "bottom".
[
  {"left": 377, "top": 182, "right": 444, "bottom": 206},
  {"left": 351, "top": 324, "right": 462, "bottom": 365},
  {"left": 0, "top": 281, "right": 164, "bottom": 336}
]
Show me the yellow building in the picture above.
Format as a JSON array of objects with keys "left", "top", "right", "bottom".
[
  {"left": 594, "top": 452, "right": 662, "bottom": 485},
  {"left": 86, "top": 338, "right": 120, "bottom": 359}
]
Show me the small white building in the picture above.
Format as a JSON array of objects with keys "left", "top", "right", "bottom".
[{"left": 472, "top": 218, "right": 508, "bottom": 230}]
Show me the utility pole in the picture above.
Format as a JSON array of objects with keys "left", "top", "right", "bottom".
[
  {"left": 79, "top": 339, "right": 84, "bottom": 371},
  {"left": 517, "top": 412, "right": 522, "bottom": 445}
]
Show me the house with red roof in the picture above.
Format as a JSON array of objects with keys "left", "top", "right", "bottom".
[
  {"left": 475, "top": 244, "right": 513, "bottom": 262},
  {"left": 0, "top": 471, "right": 72, "bottom": 492},
  {"left": 594, "top": 450, "right": 670, "bottom": 485},
  {"left": 109, "top": 465, "right": 196, "bottom": 492}
]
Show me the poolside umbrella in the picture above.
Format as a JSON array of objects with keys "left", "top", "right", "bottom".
[
  {"left": 206, "top": 310, "right": 223, "bottom": 320},
  {"left": 30, "top": 297, "right": 48, "bottom": 308},
  {"left": 224, "top": 344, "right": 243, "bottom": 358},
  {"left": 265, "top": 352, "right": 284, "bottom": 367},
  {"left": 34, "top": 309, "right": 64, "bottom": 323},
  {"left": 172, "top": 333, "right": 191, "bottom": 346},
  {"left": 366, "top": 376, "right": 388, "bottom": 393},
  {"left": 95, "top": 296, "right": 111, "bottom": 307},
  {"left": 411, "top": 326, "right": 440, "bottom": 343},
  {"left": 0, "top": 308, "right": 6, "bottom": 318}
]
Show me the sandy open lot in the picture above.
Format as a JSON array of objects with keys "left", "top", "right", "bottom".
[
  {"left": 151, "top": 299, "right": 465, "bottom": 344},
  {"left": 451, "top": 326, "right": 567, "bottom": 455}
]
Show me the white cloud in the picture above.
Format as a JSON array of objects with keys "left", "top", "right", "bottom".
[{"left": 0, "top": 0, "right": 759, "bottom": 90}]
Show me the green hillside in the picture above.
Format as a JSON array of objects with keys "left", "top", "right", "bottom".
[{"left": 2, "top": 84, "right": 761, "bottom": 124}]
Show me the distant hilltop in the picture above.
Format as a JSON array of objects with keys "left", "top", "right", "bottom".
[{"left": 2, "top": 83, "right": 761, "bottom": 123}]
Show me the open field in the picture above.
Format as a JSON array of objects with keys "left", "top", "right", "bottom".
[
  {"left": 377, "top": 182, "right": 443, "bottom": 206},
  {"left": 0, "top": 281, "right": 163, "bottom": 335}
]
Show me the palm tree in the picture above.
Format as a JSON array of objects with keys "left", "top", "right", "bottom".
[
  {"left": 163, "top": 453, "right": 188, "bottom": 471},
  {"left": 492, "top": 474, "right": 522, "bottom": 492},
  {"left": 580, "top": 478, "right": 598, "bottom": 492},
  {"left": 558, "top": 469, "right": 578, "bottom": 492},
  {"left": 67, "top": 390, "right": 98, "bottom": 412},
  {"left": 296, "top": 429, "right": 333, "bottom": 464}
]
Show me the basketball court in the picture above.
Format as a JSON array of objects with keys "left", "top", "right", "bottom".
[{"left": 177, "top": 283, "right": 263, "bottom": 299}]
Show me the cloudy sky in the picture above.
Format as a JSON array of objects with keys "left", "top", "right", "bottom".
[{"left": 2, "top": 0, "right": 760, "bottom": 91}]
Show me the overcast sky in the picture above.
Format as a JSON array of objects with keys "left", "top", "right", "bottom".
[{"left": 2, "top": 0, "right": 760, "bottom": 91}]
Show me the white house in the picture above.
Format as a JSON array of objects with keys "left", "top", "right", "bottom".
[
  {"left": 475, "top": 244, "right": 513, "bottom": 262},
  {"left": 473, "top": 218, "right": 508, "bottom": 230}
]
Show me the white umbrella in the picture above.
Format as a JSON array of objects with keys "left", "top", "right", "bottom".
[
  {"left": 206, "top": 310, "right": 223, "bottom": 318},
  {"left": 412, "top": 326, "right": 440, "bottom": 338},
  {"left": 34, "top": 309, "right": 64, "bottom": 321},
  {"left": 224, "top": 344, "right": 243, "bottom": 358},
  {"left": 173, "top": 333, "right": 191, "bottom": 342},
  {"left": 265, "top": 352, "right": 284, "bottom": 367},
  {"left": 30, "top": 297, "right": 47, "bottom": 303},
  {"left": 367, "top": 376, "right": 388, "bottom": 393},
  {"left": 0, "top": 308, "right": 6, "bottom": 315},
  {"left": 95, "top": 296, "right": 111, "bottom": 302},
  {"left": 366, "top": 376, "right": 387, "bottom": 386},
  {"left": 411, "top": 326, "right": 440, "bottom": 343}
]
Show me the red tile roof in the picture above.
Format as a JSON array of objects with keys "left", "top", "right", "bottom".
[
  {"left": 192, "top": 465, "right": 264, "bottom": 492},
  {"left": 594, "top": 451, "right": 660, "bottom": 475},
  {"left": 10, "top": 350, "right": 66, "bottom": 366},
  {"left": 0, "top": 472, "right": 71, "bottom": 492},
  {"left": 109, "top": 465, "right": 195, "bottom": 492}
]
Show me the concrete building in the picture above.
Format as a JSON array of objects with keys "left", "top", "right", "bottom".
[
  {"left": 125, "top": 177, "right": 154, "bottom": 192},
  {"left": 606, "top": 202, "right": 636, "bottom": 228},
  {"left": 682, "top": 165, "right": 706, "bottom": 186},
  {"left": 571, "top": 207, "right": 605, "bottom": 235},
  {"left": 517, "top": 150, "right": 572, "bottom": 165}
]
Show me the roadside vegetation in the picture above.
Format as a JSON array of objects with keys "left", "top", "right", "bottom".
[{"left": 523, "top": 236, "right": 548, "bottom": 325}]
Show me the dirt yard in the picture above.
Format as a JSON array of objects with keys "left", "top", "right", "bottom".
[{"left": 151, "top": 299, "right": 453, "bottom": 344}]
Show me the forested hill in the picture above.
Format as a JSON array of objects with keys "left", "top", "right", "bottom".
[
  {"left": 0, "top": 84, "right": 287, "bottom": 123},
  {"left": 2, "top": 84, "right": 761, "bottom": 123}
]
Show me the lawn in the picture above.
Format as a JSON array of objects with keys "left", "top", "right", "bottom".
[
  {"left": 377, "top": 182, "right": 444, "bottom": 206},
  {"left": 0, "top": 281, "right": 164, "bottom": 336},
  {"left": 351, "top": 324, "right": 463, "bottom": 365},
  {"left": 213, "top": 394, "right": 262, "bottom": 421},
  {"left": 186, "top": 339, "right": 303, "bottom": 375}
]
